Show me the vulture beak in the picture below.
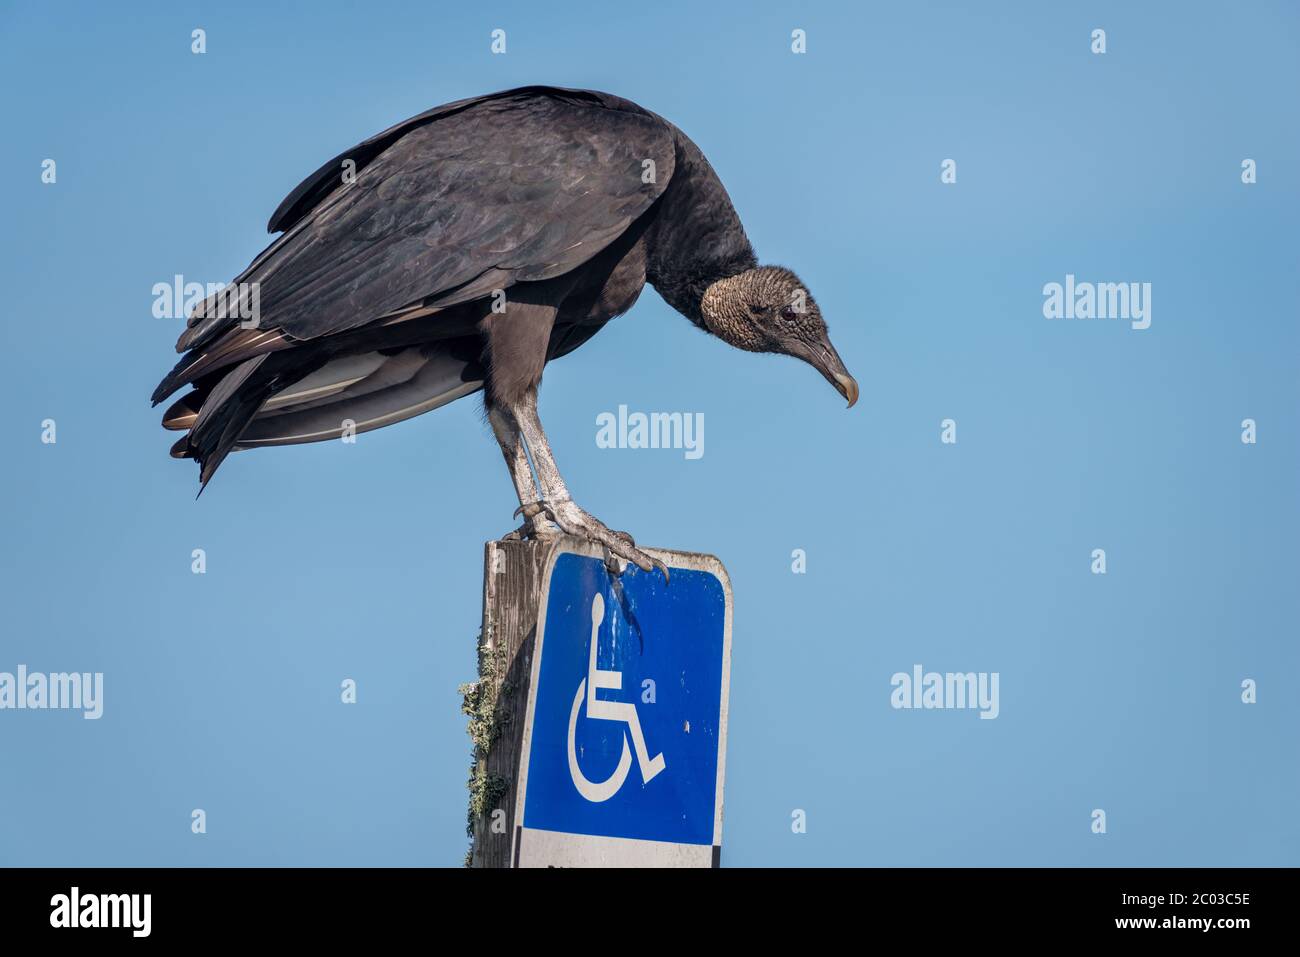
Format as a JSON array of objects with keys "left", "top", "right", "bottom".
[
  {"left": 790, "top": 336, "right": 859, "bottom": 408},
  {"left": 832, "top": 368, "right": 860, "bottom": 409}
]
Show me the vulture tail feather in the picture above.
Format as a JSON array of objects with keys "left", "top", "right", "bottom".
[{"left": 178, "top": 353, "right": 326, "bottom": 490}]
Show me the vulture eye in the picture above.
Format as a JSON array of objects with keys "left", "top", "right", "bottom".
[{"left": 779, "top": 306, "right": 798, "bottom": 322}]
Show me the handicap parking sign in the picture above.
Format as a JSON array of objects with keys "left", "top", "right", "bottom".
[{"left": 513, "top": 541, "right": 733, "bottom": 867}]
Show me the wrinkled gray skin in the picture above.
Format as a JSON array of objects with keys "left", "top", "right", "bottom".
[{"left": 153, "top": 87, "right": 856, "bottom": 579}]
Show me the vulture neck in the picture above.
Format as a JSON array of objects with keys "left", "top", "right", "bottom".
[{"left": 645, "top": 131, "right": 757, "bottom": 329}]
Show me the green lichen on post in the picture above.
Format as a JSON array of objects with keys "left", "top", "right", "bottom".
[
  {"left": 466, "top": 769, "right": 509, "bottom": 835},
  {"left": 460, "top": 628, "right": 511, "bottom": 855}
]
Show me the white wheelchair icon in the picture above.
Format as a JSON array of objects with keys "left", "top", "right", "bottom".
[{"left": 567, "top": 592, "right": 666, "bottom": 802}]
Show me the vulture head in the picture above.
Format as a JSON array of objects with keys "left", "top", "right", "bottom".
[{"left": 700, "top": 266, "right": 858, "bottom": 407}]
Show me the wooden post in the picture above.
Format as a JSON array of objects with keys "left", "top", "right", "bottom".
[{"left": 463, "top": 536, "right": 555, "bottom": 868}]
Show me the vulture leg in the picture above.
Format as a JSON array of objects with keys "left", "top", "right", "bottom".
[
  {"left": 511, "top": 389, "right": 669, "bottom": 582},
  {"left": 488, "top": 405, "right": 556, "bottom": 540}
]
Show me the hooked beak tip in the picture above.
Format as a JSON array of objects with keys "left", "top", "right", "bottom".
[{"left": 835, "top": 373, "right": 859, "bottom": 409}]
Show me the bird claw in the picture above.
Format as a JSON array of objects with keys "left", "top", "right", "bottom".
[
  {"left": 508, "top": 501, "right": 563, "bottom": 540},
  {"left": 548, "top": 500, "right": 669, "bottom": 585},
  {"left": 506, "top": 500, "right": 667, "bottom": 583},
  {"left": 513, "top": 501, "right": 555, "bottom": 522}
]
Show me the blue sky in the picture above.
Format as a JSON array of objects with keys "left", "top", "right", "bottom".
[{"left": 1, "top": 0, "right": 1297, "bottom": 866}]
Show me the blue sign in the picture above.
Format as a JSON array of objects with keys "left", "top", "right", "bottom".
[{"left": 513, "top": 544, "right": 733, "bottom": 867}]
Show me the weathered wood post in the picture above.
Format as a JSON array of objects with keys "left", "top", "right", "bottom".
[
  {"left": 463, "top": 537, "right": 554, "bottom": 868},
  {"left": 464, "top": 535, "right": 733, "bottom": 868}
]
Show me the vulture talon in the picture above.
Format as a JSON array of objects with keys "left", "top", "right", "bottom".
[
  {"left": 509, "top": 501, "right": 564, "bottom": 540},
  {"left": 646, "top": 556, "right": 670, "bottom": 585},
  {"left": 505, "top": 521, "right": 560, "bottom": 542},
  {"left": 546, "top": 500, "right": 669, "bottom": 585}
]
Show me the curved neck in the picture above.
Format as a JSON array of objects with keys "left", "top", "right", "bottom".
[{"left": 644, "top": 130, "right": 756, "bottom": 326}]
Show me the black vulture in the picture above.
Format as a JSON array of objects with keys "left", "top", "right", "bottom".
[{"left": 152, "top": 86, "right": 857, "bottom": 577}]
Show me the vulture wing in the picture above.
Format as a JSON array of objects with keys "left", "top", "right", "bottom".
[{"left": 166, "top": 86, "right": 676, "bottom": 368}]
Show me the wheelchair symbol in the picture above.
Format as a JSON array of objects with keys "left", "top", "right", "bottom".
[{"left": 567, "top": 592, "right": 666, "bottom": 802}]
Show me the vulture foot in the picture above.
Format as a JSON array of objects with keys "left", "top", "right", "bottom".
[
  {"left": 504, "top": 501, "right": 563, "bottom": 541},
  {"left": 546, "top": 500, "right": 669, "bottom": 584}
]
